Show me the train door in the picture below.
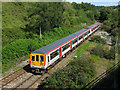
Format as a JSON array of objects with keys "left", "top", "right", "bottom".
[
  {"left": 59, "top": 47, "right": 62, "bottom": 57},
  {"left": 31, "top": 54, "right": 40, "bottom": 66},
  {"left": 70, "top": 41, "right": 72, "bottom": 49},
  {"left": 82, "top": 34, "right": 84, "bottom": 40},
  {"left": 35, "top": 55, "right": 40, "bottom": 66}
]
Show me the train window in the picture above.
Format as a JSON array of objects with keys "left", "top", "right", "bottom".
[
  {"left": 48, "top": 56, "right": 49, "bottom": 62},
  {"left": 79, "top": 35, "right": 82, "bottom": 40},
  {"left": 84, "top": 32, "right": 87, "bottom": 36},
  {"left": 88, "top": 30, "right": 90, "bottom": 34},
  {"left": 50, "top": 49, "right": 59, "bottom": 60},
  {"left": 62, "top": 43, "right": 70, "bottom": 51},
  {"left": 36, "top": 55, "right": 39, "bottom": 61},
  {"left": 92, "top": 28, "right": 94, "bottom": 31},
  {"left": 40, "top": 56, "right": 44, "bottom": 61},
  {"left": 72, "top": 39, "right": 77, "bottom": 44},
  {"left": 31, "top": 55, "right": 35, "bottom": 61}
]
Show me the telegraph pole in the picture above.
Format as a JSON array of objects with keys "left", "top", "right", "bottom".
[{"left": 114, "top": 36, "right": 118, "bottom": 88}]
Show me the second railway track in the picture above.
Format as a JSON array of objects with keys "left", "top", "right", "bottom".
[{"left": 1, "top": 67, "right": 25, "bottom": 88}]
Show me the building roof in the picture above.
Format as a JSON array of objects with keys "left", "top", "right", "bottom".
[{"left": 32, "top": 22, "right": 99, "bottom": 54}]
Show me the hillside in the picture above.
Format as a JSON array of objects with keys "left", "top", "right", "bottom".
[{"left": 2, "top": 2, "right": 97, "bottom": 73}]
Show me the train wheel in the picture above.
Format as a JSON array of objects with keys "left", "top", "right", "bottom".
[{"left": 32, "top": 69, "right": 35, "bottom": 73}]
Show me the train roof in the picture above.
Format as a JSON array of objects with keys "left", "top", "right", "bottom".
[
  {"left": 32, "top": 22, "right": 100, "bottom": 54},
  {"left": 32, "top": 29, "right": 87, "bottom": 54},
  {"left": 88, "top": 22, "right": 99, "bottom": 29}
]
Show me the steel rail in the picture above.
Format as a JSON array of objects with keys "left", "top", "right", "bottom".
[
  {"left": 25, "top": 75, "right": 43, "bottom": 89},
  {"left": 1, "top": 67, "right": 23, "bottom": 81},
  {"left": 13, "top": 74, "right": 34, "bottom": 89},
  {"left": 82, "top": 62, "right": 120, "bottom": 89},
  {"left": 2, "top": 71, "right": 26, "bottom": 88}
]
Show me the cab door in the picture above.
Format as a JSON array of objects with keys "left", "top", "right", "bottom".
[
  {"left": 31, "top": 54, "right": 40, "bottom": 66},
  {"left": 35, "top": 55, "right": 40, "bottom": 66}
]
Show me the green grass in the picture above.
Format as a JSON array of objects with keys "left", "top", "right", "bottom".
[
  {"left": 75, "top": 41, "right": 96, "bottom": 56},
  {"left": 2, "top": 3, "right": 29, "bottom": 28},
  {"left": 101, "top": 33, "right": 106, "bottom": 37}
]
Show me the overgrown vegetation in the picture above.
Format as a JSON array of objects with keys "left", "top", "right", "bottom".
[
  {"left": 90, "top": 44, "right": 115, "bottom": 59},
  {"left": 99, "top": 6, "right": 119, "bottom": 33},
  {"left": 42, "top": 58, "right": 95, "bottom": 88},
  {"left": 2, "top": 2, "right": 96, "bottom": 46},
  {"left": 90, "top": 35, "right": 106, "bottom": 44}
]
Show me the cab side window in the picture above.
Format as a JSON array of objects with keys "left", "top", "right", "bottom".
[{"left": 40, "top": 56, "right": 44, "bottom": 61}]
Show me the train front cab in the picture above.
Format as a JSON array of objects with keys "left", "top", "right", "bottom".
[{"left": 30, "top": 53, "right": 45, "bottom": 73}]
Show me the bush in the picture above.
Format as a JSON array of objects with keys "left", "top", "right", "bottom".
[
  {"left": 40, "top": 58, "right": 95, "bottom": 88},
  {"left": 90, "top": 35, "right": 106, "bottom": 44},
  {"left": 105, "top": 47, "right": 115, "bottom": 59},
  {"left": 2, "top": 39, "right": 39, "bottom": 72},
  {"left": 90, "top": 45, "right": 105, "bottom": 58},
  {"left": 90, "top": 45, "right": 115, "bottom": 59}
]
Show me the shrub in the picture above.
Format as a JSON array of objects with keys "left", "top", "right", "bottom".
[
  {"left": 90, "top": 35, "right": 106, "bottom": 44},
  {"left": 90, "top": 45, "right": 115, "bottom": 59},
  {"left": 90, "top": 45, "right": 105, "bottom": 58},
  {"left": 40, "top": 58, "right": 95, "bottom": 89},
  {"left": 2, "top": 39, "right": 39, "bottom": 72}
]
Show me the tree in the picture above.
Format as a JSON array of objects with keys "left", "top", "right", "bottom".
[{"left": 24, "top": 2, "right": 64, "bottom": 34}]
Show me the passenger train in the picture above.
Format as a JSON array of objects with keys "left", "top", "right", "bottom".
[{"left": 30, "top": 22, "right": 101, "bottom": 73}]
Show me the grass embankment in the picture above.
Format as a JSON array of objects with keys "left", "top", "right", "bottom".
[
  {"left": 2, "top": 2, "right": 95, "bottom": 74},
  {"left": 39, "top": 40, "right": 114, "bottom": 88},
  {"left": 2, "top": 23, "right": 94, "bottom": 74}
]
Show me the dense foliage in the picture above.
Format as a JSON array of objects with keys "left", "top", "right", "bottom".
[
  {"left": 99, "top": 6, "right": 119, "bottom": 32},
  {"left": 2, "top": 2, "right": 96, "bottom": 47},
  {"left": 90, "top": 35, "right": 106, "bottom": 44},
  {"left": 90, "top": 44, "right": 115, "bottom": 59},
  {"left": 40, "top": 57, "right": 95, "bottom": 88}
]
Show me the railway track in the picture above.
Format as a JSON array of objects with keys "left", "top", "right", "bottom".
[{"left": 1, "top": 67, "right": 25, "bottom": 88}]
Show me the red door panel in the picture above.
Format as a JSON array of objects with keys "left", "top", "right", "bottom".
[
  {"left": 70, "top": 41, "right": 72, "bottom": 49},
  {"left": 59, "top": 47, "right": 62, "bottom": 57}
]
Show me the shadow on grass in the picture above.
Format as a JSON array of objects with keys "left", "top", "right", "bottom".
[{"left": 83, "top": 63, "right": 120, "bottom": 89}]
